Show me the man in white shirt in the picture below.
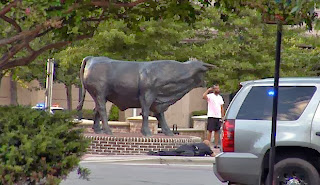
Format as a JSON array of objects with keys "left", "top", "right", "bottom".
[{"left": 203, "top": 84, "right": 225, "bottom": 148}]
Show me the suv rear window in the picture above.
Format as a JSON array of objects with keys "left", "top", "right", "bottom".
[{"left": 237, "top": 86, "right": 316, "bottom": 121}]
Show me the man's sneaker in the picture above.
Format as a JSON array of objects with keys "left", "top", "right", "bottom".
[{"left": 214, "top": 145, "right": 220, "bottom": 149}]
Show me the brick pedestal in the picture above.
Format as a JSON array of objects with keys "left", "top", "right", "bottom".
[
  {"left": 127, "top": 116, "right": 158, "bottom": 135},
  {"left": 85, "top": 133, "right": 202, "bottom": 155}
]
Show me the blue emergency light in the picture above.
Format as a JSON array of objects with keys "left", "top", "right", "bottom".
[
  {"left": 268, "top": 90, "right": 275, "bottom": 96},
  {"left": 36, "top": 103, "right": 45, "bottom": 108}
]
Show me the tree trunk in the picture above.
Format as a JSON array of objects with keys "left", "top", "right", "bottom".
[
  {"left": 66, "top": 84, "right": 72, "bottom": 110},
  {"left": 9, "top": 72, "right": 18, "bottom": 105},
  {"left": 0, "top": 71, "right": 4, "bottom": 91}
]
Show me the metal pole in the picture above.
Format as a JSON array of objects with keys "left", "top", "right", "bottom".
[
  {"left": 78, "top": 86, "right": 83, "bottom": 120},
  {"left": 268, "top": 22, "right": 282, "bottom": 185},
  {"left": 45, "top": 58, "right": 54, "bottom": 113},
  {"left": 45, "top": 59, "right": 50, "bottom": 111},
  {"left": 49, "top": 59, "right": 54, "bottom": 111}
]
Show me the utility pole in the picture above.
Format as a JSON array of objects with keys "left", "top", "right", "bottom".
[{"left": 45, "top": 58, "right": 55, "bottom": 113}]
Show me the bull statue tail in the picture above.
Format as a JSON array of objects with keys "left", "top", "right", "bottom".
[{"left": 77, "top": 56, "right": 92, "bottom": 111}]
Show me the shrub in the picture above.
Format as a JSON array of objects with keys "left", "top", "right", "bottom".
[
  {"left": 71, "top": 106, "right": 119, "bottom": 121},
  {"left": 70, "top": 109, "right": 95, "bottom": 120},
  {"left": 0, "top": 106, "right": 90, "bottom": 185},
  {"left": 82, "top": 109, "right": 95, "bottom": 120},
  {"left": 191, "top": 110, "right": 207, "bottom": 116},
  {"left": 108, "top": 104, "right": 119, "bottom": 121}
]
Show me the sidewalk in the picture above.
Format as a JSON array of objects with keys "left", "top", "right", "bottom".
[{"left": 81, "top": 154, "right": 216, "bottom": 165}]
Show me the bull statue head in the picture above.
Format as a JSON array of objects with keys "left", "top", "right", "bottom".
[{"left": 186, "top": 58, "right": 216, "bottom": 88}]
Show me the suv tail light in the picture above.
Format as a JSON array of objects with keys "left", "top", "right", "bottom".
[{"left": 222, "top": 119, "right": 235, "bottom": 152}]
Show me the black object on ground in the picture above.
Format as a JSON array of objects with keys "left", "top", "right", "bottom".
[{"left": 148, "top": 142, "right": 213, "bottom": 157}]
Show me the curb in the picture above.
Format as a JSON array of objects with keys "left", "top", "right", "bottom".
[{"left": 81, "top": 155, "right": 215, "bottom": 165}]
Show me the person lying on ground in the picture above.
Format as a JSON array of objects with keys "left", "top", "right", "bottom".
[{"left": 148, "top": 140, "right": 215, "bottom": 157}]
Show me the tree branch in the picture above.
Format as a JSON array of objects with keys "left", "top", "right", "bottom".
[
  {"left": 0, "top": 0, "right": 142, "bottom": 70},
  {"left": 0, "top": 40, "right": 31, "bottom": 69},
  {"left": 37, "top": 34, "right": 93, "bottom": 53},
  {"left": 36, "top": 28, "right": 54, "bottom": 38},
  {"left": 91, "top": 0, "right": 146, "bottom": 8},
  {"left": 0, "top": 0, "right": 20, "bottom": 16},
  {"left": 66, "top": 3, "right": 80, "bottom": 14},
  {"left": 0, "top": 24, "right": 44, "bottom": 47},
  {"left": 240, "top": 2, "right": 267, "bottom": 13},
  {"left": 83, "top": 17, "right": 109, "bottom": 22},
  {"left": 0, "top": 15, "right": 22, "bottom": 32},
  {"left": 0, "top": 0, "right": 137, "bottom": 47},
  {"left": 0, "top": 34, "right": 94, "bottom": 70},
  {"left": 26, "top": 44, "right": 34, "bottom": 53}
]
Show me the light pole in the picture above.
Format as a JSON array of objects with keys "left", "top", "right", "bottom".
[
  {"left": 268, "top": 22, "right": 282, "bottom": 185},
  {"left": 78, "top": 86, "right": 83, "bottom": 120}
]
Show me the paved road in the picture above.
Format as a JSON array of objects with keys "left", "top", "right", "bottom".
[{"left": 61, "top": 162, "right": 227, "bottom": 185}]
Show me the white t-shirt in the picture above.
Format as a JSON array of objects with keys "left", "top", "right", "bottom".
[{"left": 207, "top": 93, "right": 224, "bottom": 118}]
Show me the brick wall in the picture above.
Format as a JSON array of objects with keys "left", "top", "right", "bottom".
[{"left": 85, "top": 135, "right": 202, "bottom": 155}]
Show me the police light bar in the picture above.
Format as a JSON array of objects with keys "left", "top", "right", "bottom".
[{"left": 36, "top": 103, "right": 45, "bottom": 108}]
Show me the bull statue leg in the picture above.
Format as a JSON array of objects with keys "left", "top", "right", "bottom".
[
  {"left": 92, "top": 108, "right": 102, "bottom": 133},
  {"left": 155, "top": 112, "right": 174, "bottom": 136},
  {"left": 139, "top": 92, "right": 154, "bottom": 136},
  {"left": 94, "top": 95, "right": 112, "bottom": 135}
]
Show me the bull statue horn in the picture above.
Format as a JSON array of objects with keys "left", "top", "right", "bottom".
[{"left": 203, "top": 63, "right": 216, "bottom": 69}]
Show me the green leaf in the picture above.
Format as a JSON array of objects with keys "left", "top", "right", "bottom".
[{"left": 290, "top": 6, "right": 300, "bottom": 14}]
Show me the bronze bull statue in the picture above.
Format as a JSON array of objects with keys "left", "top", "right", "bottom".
[{"left": 77, "top": 57, "right": 215, "bottom": 136}]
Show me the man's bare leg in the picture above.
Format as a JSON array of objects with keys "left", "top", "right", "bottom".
[
  {"left": 214, "top": 131, "right": 220, "bottom": 147},
  {"left": 207, "top": 131, "right": 213, "bottom": 142}
]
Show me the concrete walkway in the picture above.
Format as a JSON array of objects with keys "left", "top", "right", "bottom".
[{"left": 81, "top": 154, "right": 216, "bottom": 165}]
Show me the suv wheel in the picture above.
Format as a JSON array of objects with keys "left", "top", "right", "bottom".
[{"left": 266, "top": 158, "right": 320, "bottom": 185}]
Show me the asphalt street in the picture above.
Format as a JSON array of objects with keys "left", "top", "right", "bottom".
[{"left": 61, "top": 162, "right": 227, "bottom": 185}]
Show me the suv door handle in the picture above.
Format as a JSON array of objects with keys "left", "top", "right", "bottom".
[{"left": 316, "top": 132, "right": 320, "bottom": 136}]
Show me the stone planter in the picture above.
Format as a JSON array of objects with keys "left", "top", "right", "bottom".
[
  {"left": 191, "top": 115, "right": 208, "bottom": 130},
  {"left": 77, "top": 119, "right": 130, "bottom": 133}
]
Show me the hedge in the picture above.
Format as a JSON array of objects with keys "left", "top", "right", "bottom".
[
  {"left": 71, "top": 105, "right": 119, "bottom": 121},
  {"left": 0, "top": 106, "right": 90, "bottom": 185},
  {"left": 191, "top": 110, "right": 207, "bottom": 116}
]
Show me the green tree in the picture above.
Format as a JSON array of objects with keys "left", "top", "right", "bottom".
[
  {"left": 0, "top": 0, "right": 210, "bottom": 72},
  {"left": 214, "top": 0, "right": 319, "bottom": 28},
  {"left": 52, "top": 6, "right": 320, "bottom": 94},
  {"left": 201, "top": 1, "right": 320, "bottom": 93},
  {"left": 49, "top": 18, "right": 191, "bottom": 110},
  {"left": 187, "top": 7, "right": 320, "bottom": 92},
  {"left": 54, "top": 46, "right": 95, "bottom": 110}
]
